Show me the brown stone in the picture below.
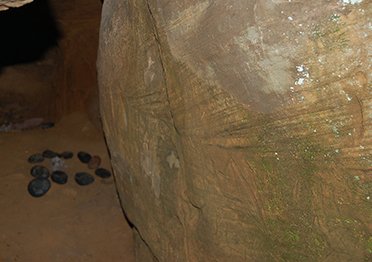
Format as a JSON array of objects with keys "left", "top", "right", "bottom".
[{"left": 88, "top": 155, "right": 102, "bottom": 169}]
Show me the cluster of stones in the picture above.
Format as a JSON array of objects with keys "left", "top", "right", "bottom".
[{"left": 27, "top": 149, "right": 112, "bottom": 197}]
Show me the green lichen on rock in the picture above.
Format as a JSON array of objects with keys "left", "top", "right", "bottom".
[
  {"left": 246, "top": 110, "right": 370, "bottom": 260},
  {"left": 247, "top": 120, "right": 330, "bottom": 260},
  {"left": 367, "top": 236, "right": 372, "bottom": 254},
  {"left": 311, "top": 14, "right": 350, "bottom": 51}
]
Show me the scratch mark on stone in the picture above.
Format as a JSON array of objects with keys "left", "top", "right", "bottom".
[{"left": 146, "top": 0, "right": 180, "bottom": 136}]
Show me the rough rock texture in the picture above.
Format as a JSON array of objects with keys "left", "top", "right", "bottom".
[
  {"left": 0, "top": 0, "right": 32, "bottom": 11},
  {"left": 98, "top": 0, "right": 371, "bottom": 261}
]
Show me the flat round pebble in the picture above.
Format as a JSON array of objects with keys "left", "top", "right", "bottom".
[
  {"left": 60, "top": 151, "right": 73, "bottom": 159},
  {"left": 95, "top": 168, "right": 112, "bottom": 178},
  {"left": 51, "top": 171, "right": 68, "bottom": 184},
  {"left": 42, "top": 149, "right": 59, "bottom": 159},
  {"left": 77, "top": 151, "right": 92, "bottom": 163},
  {"left": 75, "top": 172, "right": 94, "bottom": 186},
  {"left": 28, "top": 178, "right": 51, "bottom": 197},
  {"left": 88, "top": 155, "right": 101, "bottom": 169},
  {"left": 28, "top": 153, "right": 44, "bottom": 164},
  {"left": 30, "top": 165, "right": 50, "bottom": 178}
]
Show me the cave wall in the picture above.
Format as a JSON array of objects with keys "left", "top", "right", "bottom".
[
  {"left": 0, "top": 0, "right": 60, "bottom": 124},
  {"left": 51, "top": 0, "right": 102, "bottom": 123},
  {"left": 0, "top": 0, "right": 102, "bottom": 126},
  {"left": 98, "top": 0, "right": 371, "bottom": 261}
]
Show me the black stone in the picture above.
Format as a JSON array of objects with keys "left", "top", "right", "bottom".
[
  {"left": 28, "top": 153, "right": 44, "bottom": 164},
  {"left": 42, "top": 149, "right": 59, "bottom": 159},
  {"left": 51, "top": 171, "right": 68, "bottom": 184},
  {"left": 75, "top": 172, "right": 94, "bottom": 186},
  {"left": 30, "top": 165, "right": 49, "bottom": 179},
  {"left": 40, "top": 122, "right": 55, "bottom": 129},
  {"left": 95, "top": 168, "right": 112, "bottom": 179},
  {"left": 28, "top": 178, "right": 51, "bottom": 197},
  {"left": 77, "top": 151, "right": 92, "bottom": 163},
  {"left": 60, "top": 151, "right": 73, "bottom": 159}
]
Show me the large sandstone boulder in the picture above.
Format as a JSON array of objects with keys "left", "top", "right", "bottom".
[{"left": 98, "top": 0, "right": 371, "bottom": 261}]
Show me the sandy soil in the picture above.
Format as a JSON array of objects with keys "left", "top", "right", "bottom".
[{"left": 0, "top": 112, "right": 134, "bottom": 262}]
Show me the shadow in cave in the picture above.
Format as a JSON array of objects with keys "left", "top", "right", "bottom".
[{"left": 0, "top": 0, "right": 61, "bottom": 70}]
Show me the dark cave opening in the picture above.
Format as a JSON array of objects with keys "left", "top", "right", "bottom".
[
  {"left": 0, "top": 0, "right": 61, "bottom": 69},
  {"left": 0, "top": 0, "right": 102, "bottom": 129}
]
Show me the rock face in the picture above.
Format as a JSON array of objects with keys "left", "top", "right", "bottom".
[{"left": 98, "top": 0, "right": 371, "bottom": 261}]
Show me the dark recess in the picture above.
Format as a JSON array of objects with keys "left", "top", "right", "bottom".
[{"left": 0, "top": 0, "right": 61, "bottom": 69}]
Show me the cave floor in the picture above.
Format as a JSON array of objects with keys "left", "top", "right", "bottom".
[{"left": 0, "top": 112, "right": 134, "bottom": 262}]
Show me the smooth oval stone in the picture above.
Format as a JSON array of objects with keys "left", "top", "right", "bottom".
[
  {"left": 42, "top": 149, "right": 59, "bottom": 159},
  {"left": 28, "top": 153, "right": 44, "bottom": 164},
  {"left": 77, "top": 151, "right": 92, "bottom": 163},
  {"left": 88, "top": 155, "right": 101, "bottom": 169},
  {"left": 75, "top": 172, "right": 94, "bottom": 186},
  {"left": 28, "top": 178, "right": 51, "bottom": 197},
  {"left": 30, "top": 165, "right": 49, "bottom": 178},
  {"left": 60, "top": 151, "right": 73, "bottom": 159},
  {"left": 51, "top": 171, "right": 68, "bottom": 184},
  {"left": 95, "top": 168, "right": 112, "bottom": 178}
]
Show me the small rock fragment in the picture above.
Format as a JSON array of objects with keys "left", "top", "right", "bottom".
[
  {"left": 77, "top": 151, "right": 92, "bottom": 163},
  {"left": 30, "top": 165, "right": 50, "bottom": 178},
  {"left": 28, "top": 178, "right": 51, "bottom": 197},
  {"left": 95, "top": 168, "right": 112, "bottom": 178},
  {"left": 28, "top": 153, "right": 44, "bottom": 164},
  {"left": 51, "top": 171, "right": 68, "bottom": 184},
  {"left": 88, "top": 155, "right": 101, "bottom": 169},
  {"left": 75, "top": 172, "right": 94, "bottom": 185},
  {"left": 42, "top": 149, "right": 59, "bottom": 159},
  {"left": 60, "top": 151, "right": 73, "bottom": 159}
]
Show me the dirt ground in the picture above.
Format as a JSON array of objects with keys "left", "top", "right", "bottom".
[{"left": 0, "top": 112, "right": 135, "bottom": 262}]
